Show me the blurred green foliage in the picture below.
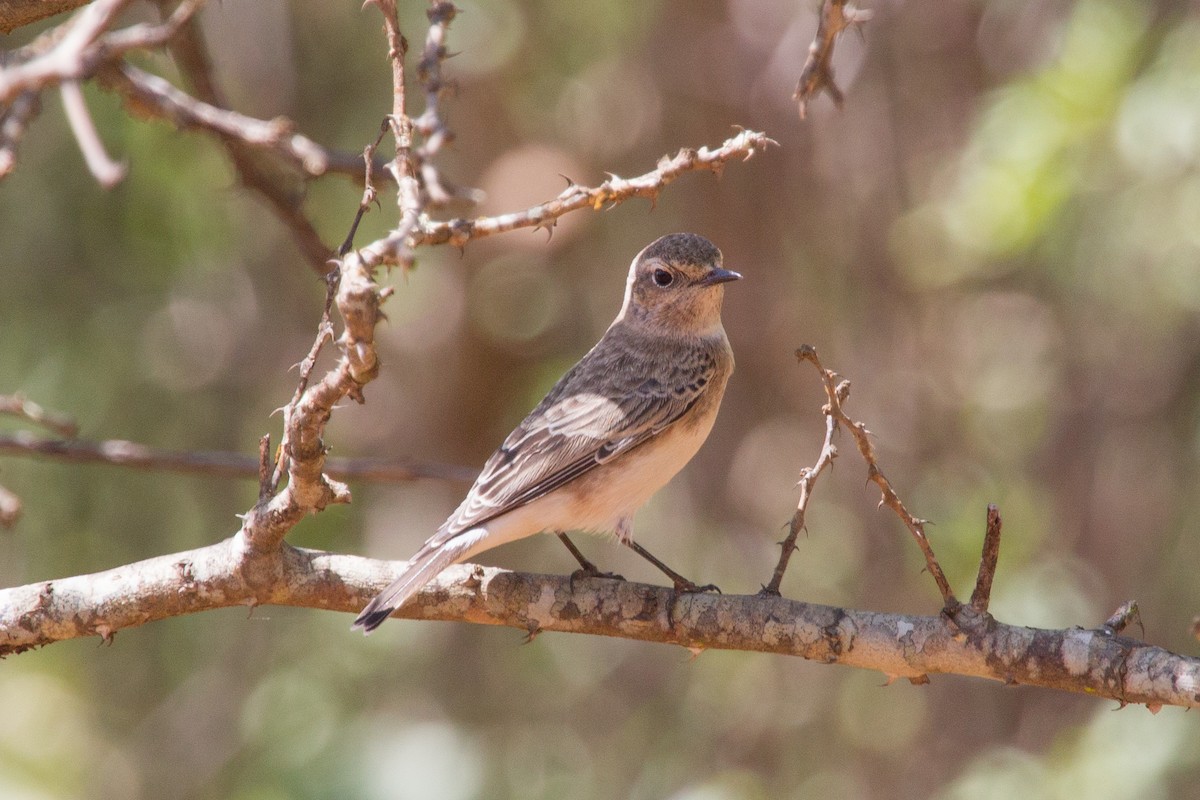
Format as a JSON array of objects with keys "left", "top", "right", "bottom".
[{"left": 2, "top": 0, "right": 1199, "bottom": 798}]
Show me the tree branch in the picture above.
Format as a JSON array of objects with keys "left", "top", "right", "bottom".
[
  {"left": 99, "top": 63, "right": 356, "bottom": 181},
  {"left": 1, "top": 542, "right": 1196, "bottom": 709},
  {"left": 408, "top": 129, "right": 777, "bottom": 252}
]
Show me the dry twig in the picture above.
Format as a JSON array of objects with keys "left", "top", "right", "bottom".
[
  {"left": 794, "top": 345, "right": 957, "bottom": 607},
  {"left": 762, "top": 380, "right": 845, "bottom": 596},
  {"left": 970, "top": 504, "right": 1003, "bottom": 611},
  {"left": 165, "top": 13, "right": 334, "bottom": 274},
  {"left": 410, "top": 129, "right": 776, "bottom": 252},
  {"left": 60, "top": 79, "right": 125, "bottom": 187},
  {"left": 794, "top": 0, "right": 872, "bottom": 118},
  {"left": 1100, "top": 601, "right": 1143, "bottom": 638}
]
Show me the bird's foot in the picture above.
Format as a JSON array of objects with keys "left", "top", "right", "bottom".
[
  {"left": 665, "top": 580, "right": 720, "bottom": 628},
  {"left": 569, "top": 565, "right": 626, "bottom": 592},
  {"left": 673, "top": 580, "right": 721, "bottom": 595}
]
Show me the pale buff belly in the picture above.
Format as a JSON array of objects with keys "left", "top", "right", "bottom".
[{"left": 454, "top": 406, "right": 720, "bottom": 562}]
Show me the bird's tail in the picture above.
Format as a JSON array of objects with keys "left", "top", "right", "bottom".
[{"left": 352, "top": 528, "right": 485, "bottom": 634}]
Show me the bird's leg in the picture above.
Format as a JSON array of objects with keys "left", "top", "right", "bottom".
[
  {"left": 557, "top": 532, "right": 624, "bottom": 590},
  {"left": 623, "top": 539, "right": 720, "bottom": 595}
]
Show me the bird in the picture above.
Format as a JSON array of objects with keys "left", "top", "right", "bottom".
[{"left": 353, "top": 232, "right": 740, "bottom": 633}]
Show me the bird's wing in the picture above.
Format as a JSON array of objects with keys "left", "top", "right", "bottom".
[{"left": 434, "top": 340, "right": 719, "bottom": 539}]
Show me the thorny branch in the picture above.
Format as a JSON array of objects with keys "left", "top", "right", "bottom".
[
  {"left": 762, "top": 380, "right": 845, "bottom": 596},
  {"left": 793, "top": 345, "right": 957, "bottom": 607},
  {"left": 100, "top": 63, "right": 359, "bottom": 181},
  {"left": 410, "top": 129, "right": 776, "bottom": 252},
  {"left": 234, "top": 0, "right": 423, "bottom": 555},
  {"left": 795, "top": 0, "right": 872, "bottom": 118}
]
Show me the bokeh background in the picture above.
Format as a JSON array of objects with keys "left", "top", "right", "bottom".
[{"left": 3, "top": 0, "right": 1200, "bottom": 797}]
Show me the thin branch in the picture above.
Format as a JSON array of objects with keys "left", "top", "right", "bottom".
[
  {"left": 0, "top": 432, "right": 475, "bottom": 484},
  {"left": 413, "top": 2, "right": 479, "bottom": 208},
  {"left": 235, "top": 0, "right": 418, "bottom": 554},
  {"left": 762, "top": 380, "right": 845, "bottom": 595},
  {"left": 375, "top": 0, "right": 422, "bottom": 272},
  {"left": 269, "top": 269, "right": 340, "bottom": 492},
  {"left": 60, "top": 79, "right": 126, "bottom": 187},
  {"left": 795, "top": 345, "right": 957, "bottom": 608},
  {"left": 0, "top": 394, "right": 78, "bottom": 437},
  {"left": 1100, "top": 601, "right": 1142, "bottom": 638},
  {"left": 2, "top": 543, "right": 1197, "bottom": 710},
  {"left": 970, "top": 504, "right": 1003, "bottom": 611},
  {"left": 100, "top": 63, "right": 344, "bottom": 180},
  {"left": 406, "top": 129, "right": 777, "bottom": 254},
  {"left": 794, "top": 0, "right": 872, "bottom": 118},
  {"left": 338, "top": 122, "right": 390, "bottom": 256}
]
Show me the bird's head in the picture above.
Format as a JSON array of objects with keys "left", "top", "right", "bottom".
[{"left": 616, "top": 233, "right": 741, "bottom": 337}]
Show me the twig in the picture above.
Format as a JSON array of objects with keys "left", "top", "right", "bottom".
[
  {"left": 60, "top": 79, "right": 126, "bottom": 187},
  {"left": 0, "top": 432, "right": 475, "bottom": 484},
  {"left": 2, "top": 0, "right": 91, "bottom": 34},
  {"left": 413, "top": 2, "right": 477, "bottom": 208},
  {"left": 408, "top": 129, "right": 776, "bottom": 253},
  {"left": 795, "top": 345, "right": 957, "bottom": 608},
  {"left": 338, "top": 122, "right": 390, "bottom": 256},
  {"left": 235, "top": 0, "right": 418, "bottom": 554},
  {"left": 256, "top": 435, "right": 272, "bottom": 502},
  {"left": 100, "top": 63, "right": 340, "bottom": 179},
  {"left": 762, "top": 380, "right": 845, "bottom": 596},
  {"left": 794, "top": 0, "right": 872, "bottom": 118},
  {"left": 375, "top": 0, "right": 422, "bottom": 272},
  {"left": 269, "top": 266, "right": 340, "bottom": 493},
  {"left": 0, "top": 394, "right": 78, "bottom": 437},
  {"left": 970, "top": 504, "right": 1002, "bottom": 611},
  {"left": 1100, "top": 601, "right": 1143, "bottom": 638}
]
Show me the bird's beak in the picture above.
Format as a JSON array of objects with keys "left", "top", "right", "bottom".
[{"left": 699, "top": 268, "right": 742, "bottom": 286}]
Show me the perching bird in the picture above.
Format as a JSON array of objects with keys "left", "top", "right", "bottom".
[{"left": 353, "top": 232, "right": 740, "bottom": 633}]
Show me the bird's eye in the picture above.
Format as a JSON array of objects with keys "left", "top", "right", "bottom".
[{"left": 652, "top": 268, "right": 674, "bottom": 287}]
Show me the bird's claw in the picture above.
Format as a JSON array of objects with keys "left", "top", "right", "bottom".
[
  {"left": 674, "top": 580, "right": 720, "bottom": 595},
  {"left": 569, "top": 567, "right": 626, "bottom": 592}
]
